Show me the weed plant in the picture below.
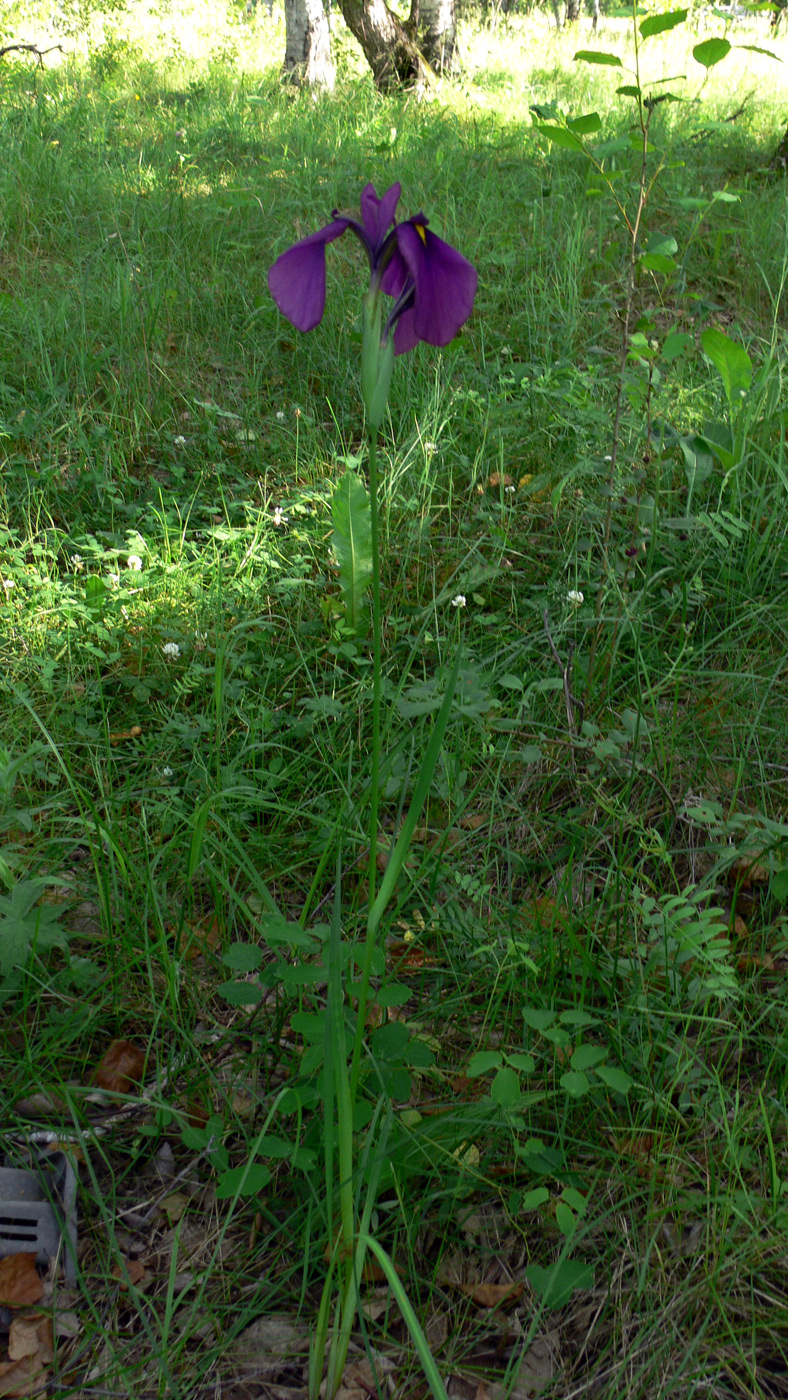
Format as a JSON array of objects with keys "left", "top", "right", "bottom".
[{"left": 2, "top": 2, "right": 788, "bottom": 1396}]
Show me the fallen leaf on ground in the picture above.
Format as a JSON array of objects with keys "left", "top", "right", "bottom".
[
  {"left": 112, "top": 1256, "right": 146, "bottom": 1289},
  {"left": 159, "top": 1191, "right": 190, "bottom": 1224},
  {"left": 457, "top": 1280, "right": 524, "bottom": 1309},
  {"left": 92, "top": 1039, "right": 146, "bottom": 1094},
  {"left": 0, "top": 1253, "right": 44, "bottom": 1307},
  {"left": 8, "top": 1313, "right": 54, "bottom": 1363},
  {"left": 0, "top": 1355, "right": 48, "bottom": 1398},
  {"left": 323, "top": 1355, "right": 396, "bottom": 1400}
]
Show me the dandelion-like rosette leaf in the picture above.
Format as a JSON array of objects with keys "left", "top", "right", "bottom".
[{"left": 268, "top": 218, "right": 350, "bottom": 332}]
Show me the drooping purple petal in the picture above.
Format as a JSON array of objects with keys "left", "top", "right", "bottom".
[
  {"left": 268, "top": 218, "right": 350, "bottom": 332},
  {"left": 391, "top": 220, "right": 477, "bottom": 353},
  {"left": 360, "top": 181, "right": 401, "bottom": 253}
]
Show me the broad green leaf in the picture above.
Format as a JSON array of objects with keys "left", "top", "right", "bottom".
[
  {"left": 218, "top": 979, "right": 263, "bottom": 1006},
  {"left": 662, "top": 330, "right": 693, "bottom": 362},
  {"left": 595, "top": 1064, "right": 634, "bottom": 1093},
  {"left": 491, "top": 1065, "right": 521, "bottom": 1106},
  {"left": 570, "top": 1044, "right": 608, "bottom": 1072},
  {"left": 693, "top": 37, "right": 731, "bottom": 68},
  {"left": 525, "top": 1260, "right": 595, "bottom": 1308},
  {"left": 275, "top": 964, "right": 324, "bottom": 987},
  {"left": 574, "top": 49, "right": 623, "bottom": 66},
  {"left": 376, "top": 982, "right": 411, "bottom": 1007},
  {"left": 523, "top": 1007, "right": 556, "bottom": 1031},
  {"left": 506, "top": 1052, "right": 536, "bottom": 1073},
  {"left": 641, "top": 253, "right": 676, "bottom": 274},
  {"left": 371, "top": 1020, "right": 411, "bottom": 1060},
  {"left": 0, "top": 879, "right": 67, "bottom": 978},
  {"left": 223, "top": 942, "right": 263, "bottom": 972},
  {"left": 536, "top": 124, "right": 586, "bottom": 152},
  {"left": 520, "top": 1187, "right": 551, "bottom": 1210},
  {"left": 560, "top": 1069, "right": 590, "bottom": 1098},
  {"left": 640, "top": 8, "right": 687, "bottom": 37},
  {"left": 467, "top": 1050, "right": 503, "bottom": 1077},
  {"left": 331, "top": 469, "right": 373, "bottom": 636},
  {"left": 561, "top": 1187, "right": 589, "bottom": 1214},
  {"left": 701, "top": 327, "right": 752, "bottom": 405},
  {"left": 645, "top": 232, "right": 678, "bottom": 257},
  {"left": 617, "top": 84, "right": 641, "bottom": 97},
  {"left": 555, "top": 1202, "right": 576, "bottom": 1236},
  {"left": 216, "top": 1163, "right": 271, "bottom": 1199},
  {"left": 771, "top": 869, "right": 788, "bottom": 902},
  {"left": 568, "top": 112, "right": 602, "bottom": 135}
]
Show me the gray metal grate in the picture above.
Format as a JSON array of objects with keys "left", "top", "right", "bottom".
[{"left": 0, "top": 1151, "right": 78, "bottom": 1282}]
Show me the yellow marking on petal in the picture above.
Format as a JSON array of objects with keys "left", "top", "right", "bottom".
[{"left": 416, "top": 224, "right": 427, "bottom": 245}]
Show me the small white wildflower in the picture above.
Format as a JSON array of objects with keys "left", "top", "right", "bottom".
[
  {"left": 504, "top": 484, "right": 515, "bottom": 495},
  {"left": 272, "top": 506, "right": 289, "bottom": 527},
  {"left": 127, "top": 554, "right": 143, "bottom": 571},
  {"left": 194, "top": 631, "right": 209, "bottom": 650},
  {"left": 603, "top": 454, "right": 612, "bottom": 463},
  {"left": 173, "top": 435, "right": 187, "bottom": 448},
  {"left": 451, "top": 594, "right": 467, "bottom": 608},
  {"left": 501, "top": 345, "right": 512, "bottom": 357},
  {"left": 2, "top": 579, "right": 14, "bottom": 590},
  {"left": 162, "top": 641, "right": 181, "bottom": 659},
  {"left": 161, "top": 766, "right": 174, "bottom": 779},
  {"left": 276, "top": 410, "right": 286, "bottom": 421},
  {"left": 567, "top": 589, "right": 584, "bottom": 607},
  {"left": 107, "top": 572, "right": 120, "bottom": 586},
  {"left": 424, "top": 441, "right": 438, "bottom": 453},
  {"left": 71, "top": 554, "right": 84, "bottom": 571}
]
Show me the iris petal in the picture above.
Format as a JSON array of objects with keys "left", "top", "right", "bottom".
[
  {"left": 360, "top": 182, "right": 401, "bottom": 251},
  {"left": 268, "top": 218, "right": 350, "bottom": 333},
  {"left": 392, "top": 221, "right": 478, "bottom": 353}
]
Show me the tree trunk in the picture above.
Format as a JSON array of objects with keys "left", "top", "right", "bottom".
[
  {"left": 283, "top": 0, "right": 335, "bottom": 89},
  {"left": 409, "top": 0, "right": 458, "bottom": 73},
  {"left": 770, "top": 122, "right": 788, "bottom": 173},
  {"left": 338, "top": 0, "right": 432, "bottom": 91}
]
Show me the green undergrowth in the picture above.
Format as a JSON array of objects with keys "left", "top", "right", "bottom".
[{"left": 2, "top": 6, "right": 788, "bottom": 1398}]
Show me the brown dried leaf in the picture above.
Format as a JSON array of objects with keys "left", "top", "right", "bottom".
[
  {"left": 159, "top": 1192, "right": 190, "bottom": 1225},
  {"left": 457, "top": 1280, "right": 524, "bottom": 1309},
  {"left": 8, "top": 1314, "right": 54, "bottom": 1364},
  {"left": 728, "top": 857, "right": 769, "bottom": 888},
  {"left": 0, "top": 1354, "right": 48, "bottom": 1398},
  {"left": 112, "top": 1256, "right": 146, "bottom": 1289},
  {"left": 92, "top": 1039, "right": 146, "bottom": 1094},
  {"left": 0, "top": 1253, "right": 44, "bottom": 1307}
]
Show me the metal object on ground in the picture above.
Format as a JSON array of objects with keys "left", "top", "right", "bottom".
[{"left": 0, "top": 1150, "right": 78, "bottom": 1282}]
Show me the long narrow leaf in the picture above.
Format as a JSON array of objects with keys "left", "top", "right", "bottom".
[
  {"left": 368, "top": 646, "right": 463, "bottom": 935},
  {"left": 332, "top": 470, "right": 373, "bottom": 635},
  {"left": 359, "top": 1236, "right": 450, "bottom": 1400}
]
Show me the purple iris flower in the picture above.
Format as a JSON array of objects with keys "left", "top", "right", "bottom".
[{"left": 268, "top": 181, "right": 477, "bottom": 355}]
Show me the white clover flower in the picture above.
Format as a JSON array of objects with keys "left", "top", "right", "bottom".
[
  {"left": 127, "top": 554, "right": 143, "bottom": 571},
  {"left": 451, "top": 594, "right": 467, "bottom": 608},
  {"left": 276, "top": 410, "right": 286, "bottom": 421},
  {"left": 161, "top": 766, "right": 174, "bottom": 779},
  {"left": 424, "top": 441, "right": 438, "bottom": 453},
  {"left": 504, "top": 484, "right": 515, "bottom": 495},
  {"left": 162, "top": 641, "right": 181, "bottom": 659},
  {"left": 603, "top": 454, "right": 612, "bottom": 463},
  {"left": 71, "top": 554, "right": 84, "bottom": 571},
  {"left": 173, "top": 435, "right": 187, "bottom": 448},
  {"left": 567, "top": 589, "right": 584, "bottom": 607},
  {"left": 2, "top": 579, "right": 14, "bottom": 590},
  {"left": 271, "top": 506, "right": 289, "bottom": 527}
]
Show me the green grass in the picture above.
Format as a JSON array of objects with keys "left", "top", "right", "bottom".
[{"left": 2, "top": 0, "right": 788, "bottom": 1396}]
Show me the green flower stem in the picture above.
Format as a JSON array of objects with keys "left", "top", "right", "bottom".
[{"left": 350, "top": 423, "right": 382, "bottom": 1098}]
